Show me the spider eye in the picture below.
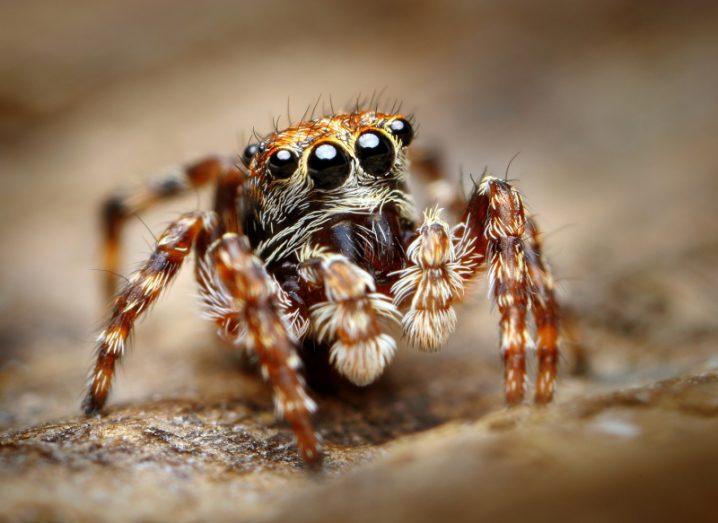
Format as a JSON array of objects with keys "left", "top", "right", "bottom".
[
  {"left": 356, "top": 131, "right": 395, "bottom": 177},
  {"left": 242, "top": 143, "right": 260, "bottom": 167},
  {"left": 267, "top": 148, "right": 298, "bottom": 179},
  {"left": 307, "top": 142, "right": 351, "bottom": 190},
  {"left": 388, "top": 118, "right": 413, "bottom": 147}
]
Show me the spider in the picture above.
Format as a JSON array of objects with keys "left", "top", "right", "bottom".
[{"left": 83, "top": 106, "right": 560, "bottom": 467}]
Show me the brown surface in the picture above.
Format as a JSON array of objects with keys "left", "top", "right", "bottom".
[{"left": 2, "top": 1, "right": 718, "bottom": 522}]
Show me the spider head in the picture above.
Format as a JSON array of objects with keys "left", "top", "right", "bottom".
[{"left": 243, "top": 111, "right": 414, "bottom": 214}]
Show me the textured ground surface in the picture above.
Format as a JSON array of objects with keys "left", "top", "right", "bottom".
[{"left": 2, "top": 1, "right": 718, "bottom": 522}]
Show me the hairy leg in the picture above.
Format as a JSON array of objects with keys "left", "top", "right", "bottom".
[
  {"left": 299, "top": 247, "right": 400, "bottom": 386},
  {"left": 211, "top": 163, "right": 246, "bottom": 236},
  {"left": 395, "top": 175, "right": 560, "bottom": 405},
  {"left": 462, "top": 176, "right": 558, "bottom": 404},
  {"left": 525, "top": 217, "right": 560, "bottom": 403},
  {"left": 101, "top": 155, "right": 238, "bottom": 299},
  {"left": 409, "top": 147, "right": 465, "bottom": 217},
  {"left": 477, "top": 178, "right": 531, "bottom": 404},
  {"left": 201, "top": 233, "right": 320, "bottom": 465},
  {"left": 84, "top": 211, "right": 217, "bottom": 414}
]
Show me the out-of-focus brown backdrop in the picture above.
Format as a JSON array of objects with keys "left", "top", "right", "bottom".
[{"left": 1, "top": 1, "right": 718, "bottom": 522}]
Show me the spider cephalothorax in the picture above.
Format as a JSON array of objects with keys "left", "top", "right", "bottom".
[{"left": 87, "top": 107, "right": 560, "bottom": 467}]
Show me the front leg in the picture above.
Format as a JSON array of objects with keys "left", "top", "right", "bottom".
[
  {"left": 462, "top": 177, "right": 560, "bottom": 404},
  {"left": 208, "top": 234, "right": 320, "bottom": 466},
  {"left": 474, "top": 178, "right": 532, "bottom": 404},
  {"left": 84, "top": 211, "right": 217, "bottom": 414},
  {"left": 393, "top": 176, "right": 560, "bottom": 405},
  {"left": 525, "top": 217, "right": 560, "bottom": 403},
  {"left": 101, "top": 155, "right": 239, "bottom": 300}
]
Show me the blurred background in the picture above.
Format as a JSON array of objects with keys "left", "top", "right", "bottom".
[{"left": 1, "top": 1, "right": 718, "bottom": 522}]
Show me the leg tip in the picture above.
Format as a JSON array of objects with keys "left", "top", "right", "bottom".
[
  {"left": 301, "top": 449, "right": 324, "bottom": 472},
  {"left": 534, "top": 370, "right": 556, "bottom": 405},
  {"left": 504, "top": 390, "right": 525, "bottom": 406},
  {"left": 504, "top": 376, "right": 526, "bottom": 405},
  {"left": 505, "top": 386, "right": 525, "bottom": 407},
  {"left": 289, "top": 414, "right": 324, "bottom": 471},
  {"left": 81, "top": 395, "right": 103, "bottom": 417},
  {"left": 300, "top": 444, "right": 324, "bottom": 472},
  {"left": 534, "top": 387, "right": 555, "bottom": 405}
]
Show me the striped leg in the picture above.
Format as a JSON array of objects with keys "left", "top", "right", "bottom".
[
  {"left": 395, "top": 176, "right": 560, "bottom": 405},
  {"left": 525, "top": 217, "right": 560, "bottom": 403},
  {"left": 461, "top": 176, "right": 557, "bottom": 405},
  {"left": 101, "top": 155, "right": 238, "bottom": 300},
  {"left": 83, "top": 211, "right": 217, "bottom": 414},
  {"left": 299, "top": 248, "right": 400, "bottom": 386},
  {"left": 205, "top": 234, "right": 320, "bottom": 466},
  {"left": 482, "top": 179, "right": 531, "bottom": 404}
]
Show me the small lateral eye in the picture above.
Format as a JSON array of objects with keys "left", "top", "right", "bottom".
[
  {"left": 388, "top": 118, "right": 413, "bottom": 146},
  {"left": 242, "top": 143, "right": 260, "bottom": 167},
  {"left": 356, "top": 131, "right": 395, "bottom": 177},
  {"left": 307, "top": 142, "right": 351, "bottom": 190},
  {"left": 267, "top": 148, "right": 298, "bottom": 179}
]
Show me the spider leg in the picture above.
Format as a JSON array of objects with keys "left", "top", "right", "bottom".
[
  {"left": 210, "top": 162, "right": 246, "bottom": 236},
  {"left": 298, "top": 248, "right": 400, "bottom": 386},
  {"left": 394, "top": 176, "right": 560, "bottom": 405},
  {"left": 201, "top": 233, "right": 320, "bottom": 466},
  {"left": 477, "top": 178, "right": 531, "bottom": 404},
  {"left": 196, "top": 241, "right": 308, "bottom": 349},
  {"left": 525, "top": 217, "right": 560, "bottom": 404},
  {"left": 409, "top": 147, "right": 465, "bottom": 218},
  {"left": 83, "top": 211, "right": 217, "bottom": 415},
  {"left": 461, "top": 176, "right": 558, "bottom": 404},
  {"left": 101, "top": 155, "right": 239, "bottom": 300},
  {"left": 194, "top": 163, "right": 249, "bottom": 308}
]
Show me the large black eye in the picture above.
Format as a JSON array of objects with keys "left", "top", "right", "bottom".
[
  {"left": 388, "top": 118, "right": 413, "bottom": 146},
  {"left": 267, "top": 148, "right": 298, "bottom": 179},
  {"left": 356, "top": 131, "right": 395, "bottom": 176},
  {"left": 307, "top": 142, "right": 351, "bottom": 190},
  {"left": 242, "top": 143, "right": 260, "bottom": 167}
]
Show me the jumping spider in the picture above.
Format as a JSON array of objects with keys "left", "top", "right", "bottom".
[{"left": 84, "top": 106, "right": 560, "bottom": 466}]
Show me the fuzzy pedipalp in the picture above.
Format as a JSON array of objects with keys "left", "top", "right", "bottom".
[
  {"left": 301, "top": 250, "right": 400, "bottom": 385},
  {"left": 392, "top": 207, "right": 479, "bottom": 351}
]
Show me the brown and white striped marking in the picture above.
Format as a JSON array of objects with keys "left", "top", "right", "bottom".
[
  {"left": 196, "top": 243, "right": 307, "bottom": 347},
  {"left": 525, "top": 217, "right": 560, "bottom": 403},
  {"left": 84, "top": 211, "right": 217, "bottom": 414},
  {"left": 100, "top": 155, "right": 237, "bottom": 300},
  {"left": 480, "top": 177, "right": 533, "bottom": 404},
  {"left": 211, "top": 233, "right": 320, "bottom": 465}
]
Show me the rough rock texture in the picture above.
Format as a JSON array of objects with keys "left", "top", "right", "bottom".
[
  {"left": 3, "top": 372, "right": 718, "bottom": 522},
  {"left": 265, "top": 373, "right": 718, "bottom": 523},
  {"left": 2, "top": 1, "right": 718, "bottom": 521}
]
